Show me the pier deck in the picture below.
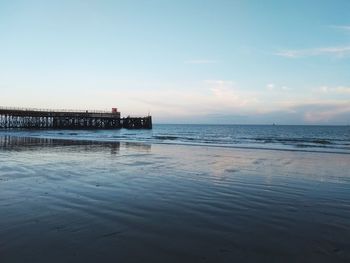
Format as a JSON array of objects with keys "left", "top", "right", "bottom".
[{"left": 0, "top": 107, "right": 152, "bottom": 129}]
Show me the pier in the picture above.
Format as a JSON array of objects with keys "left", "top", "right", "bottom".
[{"left": 0, "top": 107, "right": 152, "bottom": 129}]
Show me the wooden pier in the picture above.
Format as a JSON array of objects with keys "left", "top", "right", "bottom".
[{"left": 0, "top": 107, "right": 152, "bottom": 129}]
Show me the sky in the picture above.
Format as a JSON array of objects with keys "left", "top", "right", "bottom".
[{"left": 0, "top": 0, "right": 350, "bottom": 124}]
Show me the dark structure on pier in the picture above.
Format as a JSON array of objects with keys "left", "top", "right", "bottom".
[{"left": 0, "top": 107, "right": 152, "bottom": 129}]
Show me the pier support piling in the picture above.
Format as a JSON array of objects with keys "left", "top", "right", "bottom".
[{"left": 0, "top": 107, "right": 152, "bottom": 130}]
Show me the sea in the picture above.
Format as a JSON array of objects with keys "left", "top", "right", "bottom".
[{"left": 1, "top": 124, "right": 349, "bottom": 154}]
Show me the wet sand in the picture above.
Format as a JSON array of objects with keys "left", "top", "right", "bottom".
[{"left": 0, "top": 136, "right": 349, "bottom": 262}]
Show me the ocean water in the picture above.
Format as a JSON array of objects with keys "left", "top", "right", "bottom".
[
  {"left": 1, "top": 126, "right": 350, "bottom": 262},
  {"left": 0, "top": 124, "right": 349, "bottom": 154}
]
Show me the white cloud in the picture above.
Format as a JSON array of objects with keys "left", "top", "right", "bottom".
[
  {"left": 204, "top": 80, "right": 259, "bottom": 108},
  {"left": 276, "top": 25, "right": 350, "bottom": 59},
  {"left": 184, "top": 59, "right": 218, "bottom": 64},
  {"left": 276, "top": 46, "right": 350, "bottom": 58},
  {"left": 302, "top": 102, "right": 350, "bottom": 123},
  {"left": 281, "top": 86, "right": 290, "bottom": 91},
  {"left": 266, "top": 83, "right": 290, "bottom": 91},
  {"left": 329, "top": 25, "right": 350, "bottom": 32},
  {"left": 335, "top": 86, "right": 350, "bottom": 94},
  {"left": 94, "top": 79, "right": 260, "bottom": 119},
  {"left": 317, "top": 86, "right": 350, "bottom": 94},
  {"left": 204, "top": 80, "right": 234, "bottom": 86},
  {"left": 266, "top": 83, "right": 275, "bottom": 91},
  {"left": 7, "top": 75, "right": 347, "bottom": 124},
  {"left": 272, "top": 100, "right": 350, "bottom": 123}
]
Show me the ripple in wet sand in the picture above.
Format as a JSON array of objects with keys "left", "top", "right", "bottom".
[{"left": 0, "top": 136, "right": 349, "bottom": 262}]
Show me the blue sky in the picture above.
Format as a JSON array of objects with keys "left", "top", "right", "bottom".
[{"left": 0, "top": 0, "right": 350, "bottom": 124}]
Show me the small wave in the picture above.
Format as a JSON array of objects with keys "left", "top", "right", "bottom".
[
  {"left": 1, "top": 126, "right": 349, "bottom": 155},
  {"left": 153, "top": 135, "right": 179, "bottom": 140},
  {"left": 312, "top": 139, "right": 331, "bottom": 144},
  {"left": 253, "top": 137, "right": 333, "bottom": 145}
]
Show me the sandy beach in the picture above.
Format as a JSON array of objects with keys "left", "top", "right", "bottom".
[{"left": 0, "top": 135, "right": 349, "bottom": 262}]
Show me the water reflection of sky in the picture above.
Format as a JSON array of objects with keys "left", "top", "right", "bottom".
[
  {"left": 0, "top": 135, "right": 151, "bottom": 155},
  {"left": 0, "top": 135, "right": 349, "bottom": 262}
]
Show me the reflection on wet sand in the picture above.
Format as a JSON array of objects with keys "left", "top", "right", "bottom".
[
  {"left": 0, "top": 135, "right": 349, "bottom": 263},
  {"left": 0, "top": 135, "right": 151, "bottom": 155}
]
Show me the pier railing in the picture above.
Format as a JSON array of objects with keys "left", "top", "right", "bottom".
[{"left": 0, "top": 106, "right": 113, "bottom": 114}]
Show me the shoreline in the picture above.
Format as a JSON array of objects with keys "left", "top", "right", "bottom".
[{"left": 0, "top": 133, "right": 349, "bottom": 155}]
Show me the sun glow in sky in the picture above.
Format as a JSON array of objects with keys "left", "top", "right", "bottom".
[{"left": 1, "top": 0, "right": 350, "bottom": 124}]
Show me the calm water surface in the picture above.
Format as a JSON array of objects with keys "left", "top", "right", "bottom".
[{"left": 0, "top": 132, "right": 350, "bottom": 262}]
